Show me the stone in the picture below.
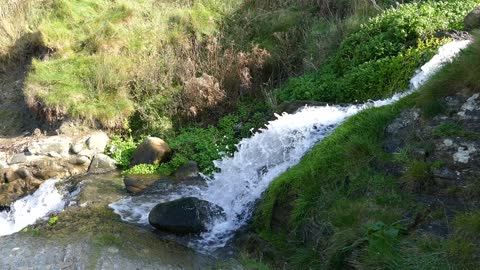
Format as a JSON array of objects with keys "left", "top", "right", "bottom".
[
  {"left": 28, "top": 137, "right": 71, "bottom": 157},
  {"left": 86, "top": 132, "right": 109, "bottom": 153},
  {"left": 3, "top": 168, "right": 20, "bottom": 183},
  {"left": 123, "top": 174, "right": 162, "bottom": 194},
  {"left": 465, "top": 5, "right": 480, "bottom": 30},
  {"left": 384, "top": 109, "right": 421, "bottom": 153},
  {"left": 69, "top": 155, "right": 90, "bottom": 166},
  {"left": 15, "top": 168, "right": 32, "bottom": 179},
  {"left": 148, "top": 197, "right": 225, "bottom": 234},
  {"left": 78, "top": 149, "right": 95, "bottom": 159},
  {"left": 8, "top": 153, "right": 28, "bottom": 165},
  {"left": 130, "top": 137, "right": 171, "bottom": 167},
  {"left": 88, "top": 154, "right": 116, "bottom": 174},
  {"left": 457, "top": 93, "right": 479, "bottom": 117},
  {"left": 48, "top": 151, "right": 62, "bottom": 158},
  {"left": 453, "top": 143, "right": 477, "bottom": 164},
  {"left": 174, "top": 161, "right": 200, "bottom": 179},
  {"left": 0, "top": 152, "right": 7, "bottom": 169},
  {"left": 70, "top": 143, "right": 84, "bottom": 154}
]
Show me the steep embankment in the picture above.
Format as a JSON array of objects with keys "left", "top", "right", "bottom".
[{"left": 250, "top": 24, "right": 480, "bottom": 270}]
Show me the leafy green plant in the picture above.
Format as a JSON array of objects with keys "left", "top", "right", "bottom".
[
  {"left": 48, "top": 216, "right": 58, "bottom": 226},
  {"left": 106, "top": 136, "right": 137, "bottom": 170},
  {"left": 277, "top": 0, "right": 478, "bottom": 103}
]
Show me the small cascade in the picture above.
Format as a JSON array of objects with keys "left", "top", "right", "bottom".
[
  {"left": 0, "top": 179, "right": 65, "bottom": 236},
  {"left": 110, "top": 40, "right": 471, "bottom": 252}
]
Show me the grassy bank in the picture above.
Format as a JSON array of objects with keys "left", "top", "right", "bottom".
[
  {"left": 277, "top": 0, "right": 480, "bottom": 103},
  {"left": 1, "top": 0, "right": 406, "bottom": 134},
  {"left": 252, "top": 34, "right": 480, "bottom": 270}
]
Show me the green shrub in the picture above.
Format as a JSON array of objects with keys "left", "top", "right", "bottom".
[
  {"left": 110, "top": 101, "right": 271, "bottom": 175},
  {"left": 48, "top": 216, "right": 59, "bottom": 226},
  {"left": 277, "top": 0, "right": 479, "bottom": 103},
  {"left": 107, "top": 136, "right": 137, "bottom": 170}
]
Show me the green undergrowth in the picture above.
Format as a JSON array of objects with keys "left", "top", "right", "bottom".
[
  {"left": 2, "top": 0, "right": 406, "bottom": 133},
  {"left": 7, "top": 0, "right": 241, "bottom": 129},
  {"left": 252, "top": 36, "right": 480, "bottom": 269},
  {"left": 108, "top": 101, "right": 271, "bottom": 175},
  {"left": 277, "top": 0, "right": 480, "bottom": 103}
]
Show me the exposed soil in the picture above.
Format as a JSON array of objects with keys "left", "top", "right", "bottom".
[{"left": 0, "top": 33, "right": 54, "bottom": 138}]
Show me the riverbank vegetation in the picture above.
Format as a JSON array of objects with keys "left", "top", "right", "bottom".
[
  {"left": 1, "top": 0, "right": 417, "bottom": 133},
  {"left": 252, "top": 29, "right": 480, "bottom": 270},
  {"left": 2, "top": 0, "right": 480, "bottom": 269}
]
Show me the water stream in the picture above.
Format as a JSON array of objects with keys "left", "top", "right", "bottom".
[
  {"left": 0, "top": 40, "right": 471, "bottom": 249},
  {"left": 0, "top": 179, "right": 65, "bottom": 236},
  {"left": 110, "top": 40, "right": 472, "bottom": 252}
]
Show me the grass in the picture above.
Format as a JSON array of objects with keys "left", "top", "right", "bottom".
[
  {"left": 2, "top": 0, "right": 243, "bottom": 130},
  {"left": 277, "top": 0, "right": 480, "bottom": 103},
  {"left": 1, "top": 0, "right": 406, "bottom": 133},
  {"left": 251, "top": 34, "right": 480, "bottom": 269},
  {"left": 417, "top": 30, "right": 480, "bottom": 116}
]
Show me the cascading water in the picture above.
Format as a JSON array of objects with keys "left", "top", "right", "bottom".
[
  {"left": 0, "top": 179, "right": 65, "bottom": 236},
  {"left": 110, "top": 40, "right": 471, "bottom": 251}
]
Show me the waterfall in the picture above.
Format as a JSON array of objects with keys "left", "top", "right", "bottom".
[
  {"left": 110, "top": 40, "right": 470, "bottom": 251},
  {"left": 0, "top": 179, "right": 65, "bottom": 236}
]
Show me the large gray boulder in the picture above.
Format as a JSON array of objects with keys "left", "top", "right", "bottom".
[
  {"left": 465, "top": 5, "right": 480, "bottom": 30},
  {"left": 88, "top": 154, "right": 116, "bottom": 174},
  {"left": 148, "top": 197, "right": 225, "bottom": 234},
  {"left": 130, "top": 137, "right": 171, "bottom": 166}
]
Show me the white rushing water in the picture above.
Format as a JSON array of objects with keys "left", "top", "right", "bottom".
[
  {"left": 0, "top": 179, "right": 65, "bottom": 236},
  {"left": 109, "top": 40, "right": 471, "bottom": 251}
]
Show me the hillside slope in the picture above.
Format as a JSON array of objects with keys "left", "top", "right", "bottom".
[{"left": 250, "top": 29, "right": 480, "bottom": 270}]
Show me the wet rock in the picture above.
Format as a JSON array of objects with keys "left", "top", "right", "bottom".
[
  {"left": 123, "top": 174, "right": 161, "bottom": 194},
  {"left": 174, "top": 161, "right": 200, "bottom": 179},
  {"left": 130, "top": 137, "right": 171, "bottom": 167},
  {"left": 88, "top": 154, "right": 116, "bottom": 174},
  {"left": 465, "top": 5, "right": 480, "bottom": 30},
  {"left": 148, "top": 197, "right": 225, "bottom": 234},
  {"left": 86, "top": 132, "right": 109, "bottom": 153}
]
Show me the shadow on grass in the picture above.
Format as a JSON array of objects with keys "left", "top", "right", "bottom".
[{"left": 0, "top": 32, "right": 54, "bottom": 137}]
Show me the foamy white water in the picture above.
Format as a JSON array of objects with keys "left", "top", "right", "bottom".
[
  {"left": 0, "top": 179, "right": 65, "bottom": 236},
  {"left": 110, "top": 40, "right": 471, "bottom": 251}
]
